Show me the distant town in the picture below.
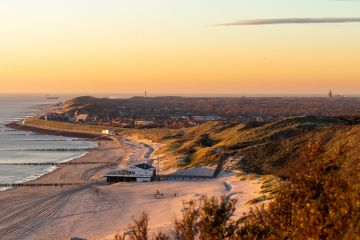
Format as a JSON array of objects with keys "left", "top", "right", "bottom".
[
  {"left": 39, "top": 91, "right": 360, "bottom": 129},
  {"left": 42, "top": 110, "right": 227, "bottom": 129}
]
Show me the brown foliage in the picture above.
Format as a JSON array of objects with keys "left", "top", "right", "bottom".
[
  {"left": 114, "top": 212, "right": 149, "bottom": 240},
  {"left": 173, "top": 196, "right": 238, "bottom": 240},
  {"left": 115, "top": 197, "right": 239, "bottom": 240},
  {"left": 115, "top": 142, "right": 360, "bottom": 240},
  {"left": 239, "top": 142, "right": 360, "bottom": 239}
]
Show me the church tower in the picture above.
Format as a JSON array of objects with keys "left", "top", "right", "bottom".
[{"left": 328, "top": 89, "right": 333, "bottom": 99}]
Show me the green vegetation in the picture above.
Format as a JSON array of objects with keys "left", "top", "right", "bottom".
[
  {"left": 29, "top": 115, "right": 360, "bottom": 179},
  {"left": 117, "top": 116, "right": 359, "bottom": 239},
  {"left": 115, "top": 196, "right": 239, "bottom": 240},
  {"left": 26, "top": 118, "right": 112, "bottom": 133},
  {"left": 239, "top": 142, "right": 360, "bottom": 239},
  {"left": 27, "top": 115, "right": 360, "bottom": 239},
  {"left": 115, "top": 142, "right": 360, "bottom": 239},
  {"left": 62, "top": 96, "right": 360, "bottom": 120},
  {"left": 123, "top": 116, "right": 360, "bottom": 178}
]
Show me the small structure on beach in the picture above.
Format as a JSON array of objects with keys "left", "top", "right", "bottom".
[
  {"left": 106, "top": 163, "right": 156, "bottom": 183},
  {"left": 102, "top": 129, "right": 115, "bottom": 136}
]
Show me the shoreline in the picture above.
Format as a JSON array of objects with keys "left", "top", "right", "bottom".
[
  {"left": 0, "top": 121, "right": 264, "bottom": 239},
  {"left": 1, "top": 122, "right": 110, "bottom": 191},
  {"left": 6, "top": 122, "right": 112, "bottom": 140},
  {"left": 0, "top": 132, "right": 127, "bottom": 239}
]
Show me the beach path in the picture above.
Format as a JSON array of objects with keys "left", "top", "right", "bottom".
[{"left": 0, "top": 136, "right": 262, "bottom": 240}]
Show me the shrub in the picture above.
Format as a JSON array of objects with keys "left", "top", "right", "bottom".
[
  {"left": 115, "top": 142, "right": 360, "bottom": 240},
  {"left": 173, "top": 196, "right": 238, "bottom": 240},
  {"left": 239, "top": 141, "right": 360, "bottom": 239},
  {"left": 114, "top": 212, "right": 149, "bottom": 240}
]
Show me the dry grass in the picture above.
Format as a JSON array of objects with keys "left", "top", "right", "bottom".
[
  {"left": 115, "top": 142, "right": 360, "bottom": 239},
  {"left": 239, "top": 142, "right": 360, "bottom": 239},
  {"left": 26, "top": 118, "right": 111, "bottom": 133},
  {"left": 123, "top": 116, "right": 360, "bottom": 182},
  {"left": 33, "top": 116, "right": 360, "bottom": 178}
]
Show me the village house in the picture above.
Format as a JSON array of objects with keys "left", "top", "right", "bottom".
[
  {"left": 42, "top": 113, "right": 72, "bottom": 122},
  {"left": 75, "top": 114, "right": 90, "bottom": 123},
  {"left": 163, "top": 119, "right": 196, "bottom": 128},
  {"left": 134, "top": 120, "right": 154, "bottom": 128},
  {"left": 191, "top": 115, "right": 226, "bottom": 122},
  {"left": 105, "top": 163, "right": 156, "bottom": 183}
]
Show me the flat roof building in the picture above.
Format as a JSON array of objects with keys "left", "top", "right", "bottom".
[{"left": 105, "top": 163, "right": 156, "bottom": 183}]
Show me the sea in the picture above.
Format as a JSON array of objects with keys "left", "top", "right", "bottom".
[
  {"left": 2, "top": 92, "right": 358, "bottom": 192},
  {"left": 0, "top": 94, "right": 98, "bottom": 191}
]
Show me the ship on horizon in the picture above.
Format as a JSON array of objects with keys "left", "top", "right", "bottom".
[{"left": 45, "top": 95, "right": 59, "bottom": 100}]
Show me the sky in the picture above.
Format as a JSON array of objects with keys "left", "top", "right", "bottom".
[{"left": 1, "top": 0, "right": 360, "bottom": 95}]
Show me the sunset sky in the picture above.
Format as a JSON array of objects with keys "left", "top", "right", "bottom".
[{"left": 1, "top": 0, "right": 360, "bottom": 95}]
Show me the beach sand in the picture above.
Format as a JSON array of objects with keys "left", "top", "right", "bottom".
[{"left": 0, "top": 127, "right": 263, "bottom": 240}]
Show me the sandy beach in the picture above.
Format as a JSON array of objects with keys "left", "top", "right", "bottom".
[{"left": 0, "top": 125, "right": 263, "bottom": 240}]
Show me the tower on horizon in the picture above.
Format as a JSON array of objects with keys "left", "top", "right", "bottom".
[{"left": 328, "top": 89, "right": 333, "bottom": 99}]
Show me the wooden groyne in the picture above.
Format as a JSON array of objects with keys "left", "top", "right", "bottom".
[
  {"left": 0, "top": 182, "right": 85, "bottom": 188},
  {"left": 0, "top": 162, "right": 117, "bottom": 166},
  {"left": 0, "top": 175, "right": 214, "bottom": 188},
  {"left": 5, "top": 148, "right": 95, "bottom": 152}
]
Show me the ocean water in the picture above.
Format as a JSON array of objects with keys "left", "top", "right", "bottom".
[{"left": 0, "top": 94, "right": 98, "bottom": 191}]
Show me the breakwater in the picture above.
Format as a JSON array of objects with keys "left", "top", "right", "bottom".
[{"left": 0, "top": 161, "right": 116, "bottom": 166}]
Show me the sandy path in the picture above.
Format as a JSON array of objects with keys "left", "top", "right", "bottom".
[{"left": 0, "top": 136, "right": 262, "bottom": 240}]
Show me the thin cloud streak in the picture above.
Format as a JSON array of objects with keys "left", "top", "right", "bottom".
[{"left": 219, "top": 18, "right": 360, "bottom": 26}]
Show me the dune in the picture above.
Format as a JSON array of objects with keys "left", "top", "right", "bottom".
[{"left": 0, "top": 132, "right": 263, "bottom": 240}]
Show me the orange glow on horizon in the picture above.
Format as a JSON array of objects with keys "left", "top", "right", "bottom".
[{"left": 1, "top": 2, "right": 360, "bottom": 94}]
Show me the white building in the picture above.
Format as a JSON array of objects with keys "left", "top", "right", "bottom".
[
  {"left": 102, "top": 129, "right": 115, "bottom": 135},
  {"left": 106, "top": 163, "right": 156, "bottom": 183}
]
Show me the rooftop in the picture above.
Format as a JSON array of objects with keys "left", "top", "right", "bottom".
[{"left": 135, "top": 163, "right": 153, "bottom": 170}]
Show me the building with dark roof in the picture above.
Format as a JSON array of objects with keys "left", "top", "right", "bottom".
[{"left": 105, "top": 163, "right": 156, "bottom": 183}]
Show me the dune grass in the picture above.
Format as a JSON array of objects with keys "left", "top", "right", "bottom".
[
  {"left": 26, "top": 118, "right": 110, "bottom": 133},
  {"left": 115, "top": 142, "right": 360, "bottom": 239}
]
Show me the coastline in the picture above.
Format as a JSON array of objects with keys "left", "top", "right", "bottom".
[
  {"left": 0, "top": 129, "right": 127, "bottom": 239},
  {"left": 1, "top": 122, "right": 112, "bottom": 190},
  {"left": 0, "top": 121, "right": 264, "bottom": 240},
  {"left": 6, "top": 122, "right": 112, "bottom": 140}
]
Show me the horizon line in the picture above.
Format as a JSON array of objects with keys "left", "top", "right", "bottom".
[{"left": 0, "top": 92, "right": 359, "bottom": 97}]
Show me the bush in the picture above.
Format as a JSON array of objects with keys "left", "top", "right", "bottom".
[
  {"left": 239, "top": 141, "right": 360, "bottom": 239},
  {"left": 114, "top": 212, "right": 149, "bottom": 240},
  {"left": 173, "top": 196, "right": 238, "bottom": 240},
  {"left": 115, "top": 197, "right": 239, "bottom": 240},
  {"left": 115, "top": 142, "right": 360, "bottom": 240}
]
